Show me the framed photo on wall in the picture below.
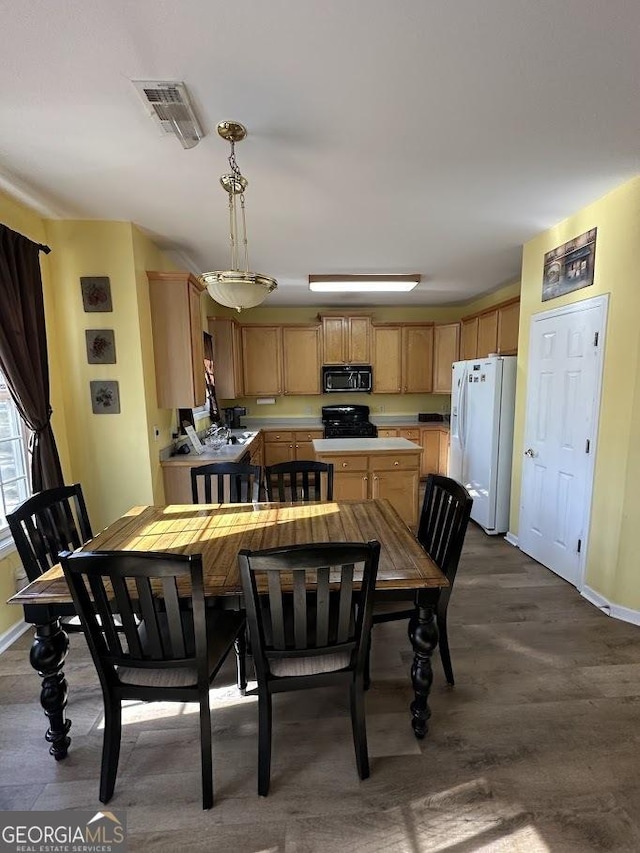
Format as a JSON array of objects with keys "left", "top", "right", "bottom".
[
  {"left": 542, "top": 228, "right": 597, "bottom": 301},
  {"left": 81, "top": 276, "right": 112, "bottom": 312},
  {"left": 85, "top": 329, "right": 116, "bottom": 364},
  {"left": 90, "top": 380, "right": 120, "bottom": 414}
]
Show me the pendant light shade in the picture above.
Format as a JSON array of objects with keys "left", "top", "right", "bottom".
[{"left": 201, "top": 121, "right": 277, "bottom": 312}]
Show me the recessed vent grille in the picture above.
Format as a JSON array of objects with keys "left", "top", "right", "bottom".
[{"left": 132, "top": 80, "right": 204, "bottom": 149}]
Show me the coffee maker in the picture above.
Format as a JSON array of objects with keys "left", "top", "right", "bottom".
[{"left": 222, "top": 406, "right": 247, "bottom": 430}]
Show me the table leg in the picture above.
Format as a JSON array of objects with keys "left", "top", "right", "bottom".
[
  {"left": 408, "top": 603, "right": 438, "bottom": 739},
  {"left": 29, "top": 619, "right": 71, "bottom": 760}
]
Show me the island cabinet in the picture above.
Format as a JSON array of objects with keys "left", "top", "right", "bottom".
[
  {"left": 375, "top": 425, "right": 448, "bottom": 478},
  {"left": 313, "top": 438, "right": 422, "bottom": 529},
  {"left": 148, "top": 271, "right": 206, "bottom": 409},
  {"left": 372, "top": 324, "right": 434, "bottom": 393},
  {"left": 263, "top": 429, "right": 324, "bottom": 467},
  {"left": 321, "top": 315, "right": 371, "bottom": 364},
  {"left": 208, "top": 317, "right": 244, "bottom": 399},
  {"left": 241, "top": 326, "right": 283, "bottom": 396},
  {"left": 282, "top": 326, "right": 322, "bottom": 394}
]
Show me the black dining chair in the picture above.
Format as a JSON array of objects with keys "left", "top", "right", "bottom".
[
  {"left": 238, "top": 540, "right": 380, "bottom": 796},
  {"left": 7, "top": 484, "right": 94, "bottom": 632},
  {"left": 369, "top": 474, "right": 473, "bottom": 686},
  {"left": 264, "top": 461, "right": 334, "bottom": 502},
  {"left": 60, "top": 549, "right": 245, "bottom": 809},
  {"left": 190, "top": 462, "right": 261, "bottom": 504}
]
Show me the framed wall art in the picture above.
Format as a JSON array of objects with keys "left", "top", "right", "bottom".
[
  {"left": 90, "top": 380, "right": 120, "bottom": 414},
  {"left": 85, "top": 329, "right": 116, "bottom": 364},
  {"left": 542, "top": 228, "right": 597, "bottom": 302},
  {"left": 81, "top": 276, "right": 113, "bottom": 312}
]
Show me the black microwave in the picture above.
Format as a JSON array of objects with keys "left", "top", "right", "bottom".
[{"left": 322, "top": 365, "right": 372, "bottom": 393}]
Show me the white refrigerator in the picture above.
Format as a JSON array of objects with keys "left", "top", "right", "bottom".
[{"left": 448, "top": 355, "right": 517, "bottom": 535}]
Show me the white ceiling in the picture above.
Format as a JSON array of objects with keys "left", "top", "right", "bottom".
[{"left": 2, "top": 1, "right": 640, "bottom": 307}]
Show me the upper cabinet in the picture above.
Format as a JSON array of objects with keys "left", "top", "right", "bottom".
[
  {"left": 460, "top": 298, "right": 520, "bottom": 360},
  {"left": 241, "top": 326, "right": 283, "bottom": 396},
  {"left": 432, "top": 323, "right": 460, "bottom": 394},
  {"left": 321, "top": 315, "right": 371, "bottom": 364},
  {"left": 372, "top": 324, "right": 433, "bottom": 393},
  {"left": 208, "top": 317, "right": 244, "bottom": 399},
  {"left": 148, "top": 271, "right": 206, "bottom": 409},
  {"left": 282, "top": 326, "right": 322, "bottom": 394}
]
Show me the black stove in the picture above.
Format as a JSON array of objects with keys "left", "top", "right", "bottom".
[{"left": 322, "top": 404, "right": 377, "bottom": 439}]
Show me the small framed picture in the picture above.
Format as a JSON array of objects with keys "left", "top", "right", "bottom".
[
  {"left": 81, "top": 276, "right": 112, "bottom": 312},
  {"left": 85, "top": 329, "right": 116, "bottom": 364},
  {"left": 90, "top": 380, "right": 120, "bottom": 414}
]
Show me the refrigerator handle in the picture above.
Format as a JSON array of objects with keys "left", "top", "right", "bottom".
[{"left": 459, "top": 367, "right": 468, "bottom": 450}]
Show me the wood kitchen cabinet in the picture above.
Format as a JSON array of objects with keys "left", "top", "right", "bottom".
[
  {"left": 433, "top": 323, "right": 460, "bottom": 394},
  {"left": 321, "top": 315, "right": 371, "bottom": 364},
  {"left": 460, "top": 317, "right": 479, "bottom": 360},
  {"left": 421, "top": 429, "right": 441, "bottom": 477},
  {"left": 241, "top": 326, "right": 283, "bottom": 396},
  {"left": 263, "top": 429, "right": 324, "bottom": 467},
  {"left": 460, "top": 298, "right": 520, "bottom": 360},
  {"left": 497, "top": 300, "right": 520, "bottom": 354},
  {"left": 314, "top": 447, "right": 422, "bottom": 528},
  {"left": 148, "top": 271, "right": 206, "bottom": 409},
  {"left": 208, "top": 317, "right": 244, "bottom": 399},
  {"left": 282, "top": 326, "right": 322, "bottom": 394},
  {"left": 372, "top": 324, "right": 434, "bottom": 393}
]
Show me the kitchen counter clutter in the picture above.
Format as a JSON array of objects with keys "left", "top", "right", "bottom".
[{"left": 313, "top": 437, "right": 422, "bottom": 529}]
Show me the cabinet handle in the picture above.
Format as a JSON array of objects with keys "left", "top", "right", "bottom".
[
  {"left": 295, "top": 444, "right": 299, "bottom": 448},
  {"left": 373, "top": 476, "right": 378, "bottom": 481},
  {"left": 342, "top": 462, "right": 348, "bottom": 468},
  {"left": 363, "top": 476, "right": 368, "bottom": 481},
  {"left": 289, "top": 444, "right": 294, "bottom": 449},
  {"left": 275, "top": 435, "right": 280, "bottom": 439},
  {"left": 394, "top": 461, "right": 399, "bottom": 466}
]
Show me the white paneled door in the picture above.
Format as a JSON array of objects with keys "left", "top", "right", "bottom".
[{"left": 519, "top": 296, "right": 606, "bottom": 588}]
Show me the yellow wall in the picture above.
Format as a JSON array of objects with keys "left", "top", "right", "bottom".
[{"left": 510, "top": 176, "right": 640, "bottom": 609}]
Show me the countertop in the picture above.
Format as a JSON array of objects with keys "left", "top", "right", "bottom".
[
  {"left": 313, "top": 437, "right": 423, "bottom": 453},
  {"left": 160, "top": 430, "right": 260, "bottom": 466}
]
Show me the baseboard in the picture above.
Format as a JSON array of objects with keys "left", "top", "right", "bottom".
[
  {"left": 581, "top": 585, "right": 640, "bottom": 626},
  {"left": 504, "top": 531, "right": 519, "bottom": 547},
  {"left": 0, "top": 619, "right": 29, "bottom": 654}
]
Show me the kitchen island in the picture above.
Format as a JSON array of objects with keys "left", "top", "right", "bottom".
[{"left": 313, "top": 437, "right": 422, "bottom": 529}]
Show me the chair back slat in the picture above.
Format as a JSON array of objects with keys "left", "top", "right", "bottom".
[
  {"left": 162, "top": 576, "right": 187, "bottom": 658},
  {"left": 266, "top": 570, "right": 286, "bottom": 649},
  {"left": 315, "top": 566, "right": 330, "bottom": 647},
  {"left": 134, "top": 577, "right": 164, "bottom": 658},
  {"left": 238, "top": 541, "right": 380, "bottom": 683},
  {"left": 417, "top": 475, "right": 473, "bottom": 585},
  {"left": 7, "top": 484, "right": 93, "bottom": 582},
  {"left": 87, "top": 573, "right": 124, "bottom": 657},
  {"left": 292, "top": 570, "right": 307, "bottom": 649},
  {"left": 264, "top": 461, "right": 334, "bottom": 503},
  {"left": 190, "top": 463, "right": 261, "bottom": 504},
  {"left": 110, "top": 575, "right": 143, "bottom": 658}
]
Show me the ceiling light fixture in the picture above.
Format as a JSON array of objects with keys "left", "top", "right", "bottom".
[
  {"left": 201, "top": 121, "right": 277, "bottom": 312},
  {"left": 309, "top": 274, "right": 420, "bottom": 293}
]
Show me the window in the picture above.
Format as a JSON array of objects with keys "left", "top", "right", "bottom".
[{"left": 0, "top": 369, "right": 31, "bottom": 537}]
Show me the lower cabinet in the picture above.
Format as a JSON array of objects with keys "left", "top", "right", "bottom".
[
  {"left": 313, "top": 450, "right": 421, "bottom": 529},
  {"left": 263, "top": 429, "right": 324, "bottom": 467},
  {"left": 372, "top": 426, "right": 449, "bottom": 478}
]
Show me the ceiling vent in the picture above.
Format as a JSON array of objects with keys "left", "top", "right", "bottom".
[{"left": 132, "top": 80, "right": 204, "bottom": 149}]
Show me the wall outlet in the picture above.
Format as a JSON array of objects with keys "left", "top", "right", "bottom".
[
  {"left": 153, "top": 425, "right": 160, "bottom": 441},
  {"left": 378, "top": 405, "right": 385, "bottom": 413}
]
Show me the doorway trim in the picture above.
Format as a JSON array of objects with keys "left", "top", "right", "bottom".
[{"left": 520, "top": 292, "right": 609, "bottom": 591}]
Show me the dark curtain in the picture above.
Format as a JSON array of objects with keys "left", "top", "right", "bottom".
[{"left": 0, "top": 223, "right": 64, "bottom": 491}]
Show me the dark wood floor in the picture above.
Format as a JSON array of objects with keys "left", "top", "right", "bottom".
[{"left": 2, "top": 523, "right": 640, "bottom": 852}]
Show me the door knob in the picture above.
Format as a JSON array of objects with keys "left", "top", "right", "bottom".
[{"left": 524, "top": 448, "right": 536, "bottom": 457}]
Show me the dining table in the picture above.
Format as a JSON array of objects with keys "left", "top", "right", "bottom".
[{"left": 9, "top": 498, "right": 448, "bottom": 760}]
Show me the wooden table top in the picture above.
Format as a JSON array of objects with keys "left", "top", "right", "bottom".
[{"left": 9, "top": 499, "right": 447, "bottom": 606}]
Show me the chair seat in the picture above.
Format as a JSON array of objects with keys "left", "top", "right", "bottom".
[
  {"left": 117, "top": 610, "right": 244, "bottom": 688},
  {"left": 268, "top": 649, "right": 352, "bottom": 678}
]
